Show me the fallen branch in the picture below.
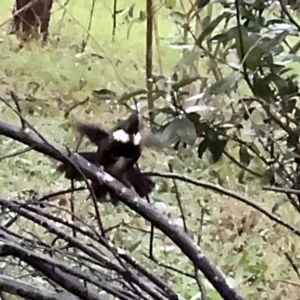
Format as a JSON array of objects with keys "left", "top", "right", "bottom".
[
  {"left": 0, "top": 274, "right": 79, "bottom": 300},
  {"left": 0, "top": 119, "right": 244, "bottom": 300}
]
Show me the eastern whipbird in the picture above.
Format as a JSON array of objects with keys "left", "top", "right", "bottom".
[{"left": 57, "top": 113, "right": 155, "bottom": 205}]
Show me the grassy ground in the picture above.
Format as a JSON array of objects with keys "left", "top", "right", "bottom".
[{"left": 1, "top": 1, "right": 300, "bottom": 299}]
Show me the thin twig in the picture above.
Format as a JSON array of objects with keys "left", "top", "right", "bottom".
[
  {"left": 144, "top": 253, "right": 194, "bottom": 278},
  {"left": 285, "top": 252, "right": 300, "bottom": 279},
  {"left": 196, "top": 199, "right": 207, "bottom": 246},
  {"left": 145, "top": 171, "right": 300, "bottom": 238},
  {"left": 64, "top": 97, "right": 90, "bottom": 118},
  {"left": 0, "top": 96, "right": 106, "bottom": 238},
  {"left": 0, "top": 119, "right": 245, "bottom": 300},
  {"left": 0, "top": 146, "right": 32, "bottom": 161},
  {"left": 4, "top": 187, "right": 86, "bottom": 229},
  {"left": 81, "top": 0, "right": 96, "bottom": 52},
  {"left": 278, "top": 0, "right": 300, "bottom": 32},
  {"left": 112, "top": 0, "right": 118, "bottom": 41},
  {"left": 235, "top": 0, "right": 255, "bottom": 94},
  {"left": 223, "top": 150, "right": 262, "bottom": 178},
  {"left": 146, "top": 0, "right": 154, "bottom": 125},
  {"left": 168, "top": 163, "right": 188, "bottom": 233},
  {"left": 263, "top": 186, "right": 300, "bottom": 195},
  {"left": 194, "top": 266, "right": 208, "bottom": 300},
  {"left": 10, "top": 92, "right": 25, "bottom": 128}
]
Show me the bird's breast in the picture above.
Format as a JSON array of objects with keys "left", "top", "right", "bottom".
[{"left": 107, "top": 142, "right": 141, "bottom": 159}]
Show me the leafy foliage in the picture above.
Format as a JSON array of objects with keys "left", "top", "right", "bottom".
[
  {"left": 114, "top": 1, "right": 300, "bottom": 296},
  {"left": 120, "top": 0, "right": 300, "bottom": 199},
  {"left": 1, "top": 0, "right": 300, "bottom": 299}
]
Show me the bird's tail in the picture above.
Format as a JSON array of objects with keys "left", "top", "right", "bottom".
[{"left": 125, "top": 167, "right": 155, "bottom": 198}]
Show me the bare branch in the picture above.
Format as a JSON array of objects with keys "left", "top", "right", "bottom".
[
  {"left": 0, "top": 119, "right": 244, "bottom": 300},
  {"left": 145, "top": 171, "right": 300, "bottom": 238},
  {"left": 0, "top": 274, "right": 79, "bottom": 300}
]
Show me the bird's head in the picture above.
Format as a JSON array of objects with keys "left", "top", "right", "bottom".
[{"left": 112, "top": 113, "right": 141, "bottom": 146}]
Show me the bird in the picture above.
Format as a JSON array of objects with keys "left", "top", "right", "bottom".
[{"left": 57, "top": 113, "right": 155, "bottom": 205}]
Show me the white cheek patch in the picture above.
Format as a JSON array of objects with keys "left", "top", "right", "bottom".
[
  {"left": 113, "top": 129, "right": 130, "bottom": 143},
  {"left": 113, "top": 129, "right": 141, "bottom": 145},
  {"left": 133, "top": 132, "right": 141, "bottom": 145}
]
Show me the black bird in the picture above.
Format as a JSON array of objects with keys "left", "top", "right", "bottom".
[{"left": 57, "top": 113, "right": 155, "bottom": 205}]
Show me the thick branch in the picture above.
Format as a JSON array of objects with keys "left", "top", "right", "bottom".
[
  {"left": 0, "top": 120, "right": 244, "bottom": 300},
  {"left": 0, "top": 274, "right": 78, "bottom": 300},
  {"left": 0, "top": 204, "right": 159, "bottom": 300},
  {"left": 0, "top": 237, "right": 128, "bottom": 300}
]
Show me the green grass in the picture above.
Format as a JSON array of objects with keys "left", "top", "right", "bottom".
[{"left": 0, "top": 1, "right": 300, "bottom": 299}]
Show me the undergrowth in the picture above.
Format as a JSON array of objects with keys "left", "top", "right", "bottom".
[{"left": 0, "top": 1, "right": 300, "bottom": 299}]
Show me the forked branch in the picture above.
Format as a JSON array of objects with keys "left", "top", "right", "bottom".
[{"left": 0, "top": 119, "right": 244, "bottom": 300}]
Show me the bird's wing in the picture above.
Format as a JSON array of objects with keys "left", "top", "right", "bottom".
[
  {"left": 56, "top": 151, "right": 99, "bottom": 180},
  {"left": 77, "top": 123, "right": 110, "bottom": 145}
]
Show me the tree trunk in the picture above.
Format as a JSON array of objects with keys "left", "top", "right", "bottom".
[{"left": 11, "top": 0, "right": 53, "bottom": 41}]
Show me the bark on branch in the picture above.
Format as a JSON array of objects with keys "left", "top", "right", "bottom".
[
  {"left": 0, "top": 119, "right": 244, "bottom": 300},
  {"left": 0, "top": 274, "right": 79, "bottom": 300}
]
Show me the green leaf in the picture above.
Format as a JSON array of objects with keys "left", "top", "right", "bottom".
[
  {"left": 175, "top": 50, "right": 200, "bottom": 72},
  {"left": 270, "top": 22, "right": 297, "bottom": 35},
  {"left": 175, "top": 117, "right": 197, "bottom": 144},
  {"left": 245, "top": 46, "right": 264, "bottom": 71},
  {"left": 211, "top": 27, "right": 237, "bottom": 46},
  {"left": 252, "top": 74, "right": 274, "bottom": 102},
  {"left": 234, "top": 265, "right": 244, "bottom": 286},
  {"left": 272, "top": 199, "right": 289, "bottom": 214},
  {"left": 153, "top": 113, "right": 169, "bottom": 127},
  {"left": 276, "top": 53, "right": 300, "bottom": 64},
  {"left": 128, "top": 4, "right": 135, "bottom": 17},
  {"left": 92, "top": 89, "right": 117, "bottom": 100},
  {"left": 208, "top": 138, "right": 227, "bottom": 162},
  {"left": 155, "top": 122, "right": 178, "bottom": 145},
  {"left": 202, "top": 16, "right": 211, "bottom": 29},
  {"left": 127, "top": 11, "right": 147, "bottom": 38},
  {"left": 238, "top": 169, "right": 246, "bottom": 183},
  {"left": 263, "top": 31, "right": 288, "bottom": 54},
  {"left": 239, "top": 145, "right": 251, "bottom": 165},
  {"left": 269, "top": 73, "right": 299, "bottom": 98},
  {"left": 198, "top": 138, "right": 209, "bottom": 158},
  {"left": 261, "top": 167, "right": 275, "bottom": 185},
  {"left": 169, "top": 11, "right": 187, "bottom": 26},
  {"left": 235, "top": 28, "right": 264, "bottom": 71},
  {"left": 186, "top": 113, "right": 209, "bottom": 135},
  {"left": 172, "top": 76, "right": 200, "bottom": 91},
  {"left": 127, "top": 239, "right": 142, "bottom": 253},
  {"left": 247, "top": 158, "right": 263, "bottom": 175},
  {"left": 156, "top": 116, "right": 197, "bottom": 146},
  {"left": 197, "top": 0, "right": 210, "bottom": 8},
  {"left": 118, "top": 89, "right": 147, "bottom": 103},
  {"left": 249, "top": 266, "right": 268, "bottom": 289},
  {"left": 206, "top": 128, "right": 218, "bottom": 142},
  {"left": 251, "top": 108, "right": 266, "bottom": 125},
  {"left": 197, "top": 12, "right": 233, "bottom": 46},
  {"left": 206, "top": 73, "right": 238, "bottom": 95},
  {"left": 246, "top": 15, "right": 265, "bottom": 33},
  {"left": 165, "top": 0, "right": 176, "bottom": 10},
  {"left": 154, "top": 107, "right": 177, "bottom": 116}
]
